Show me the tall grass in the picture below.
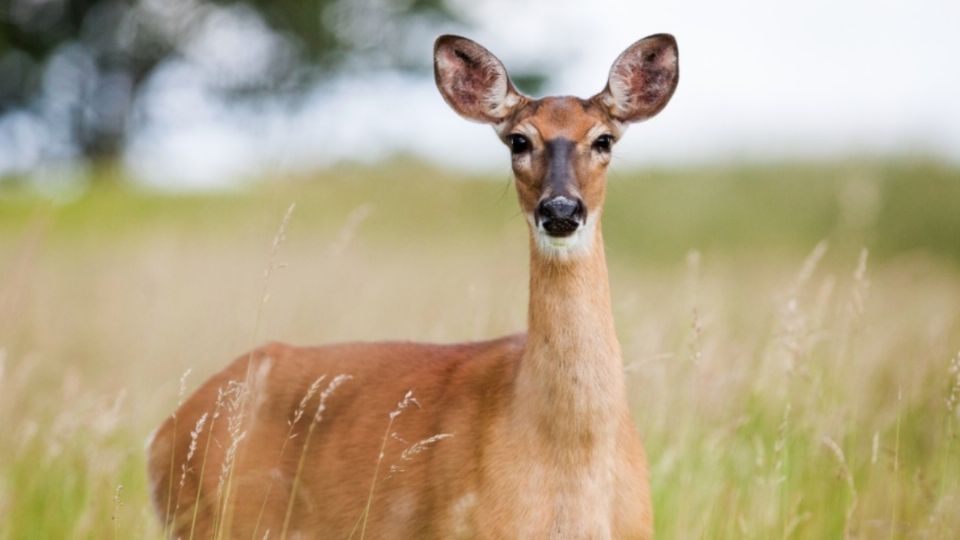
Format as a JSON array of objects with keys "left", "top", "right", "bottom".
[{"left": 0, "top": 160, "right": 958, "bottom": 538}]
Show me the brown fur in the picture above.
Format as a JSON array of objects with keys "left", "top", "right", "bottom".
[{"left": 148, "top": 33, "right": 679, "bottom": 539}]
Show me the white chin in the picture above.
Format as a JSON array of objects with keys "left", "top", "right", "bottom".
[{"left": 534, "top": 225, "right": 593, "bottom": 261}]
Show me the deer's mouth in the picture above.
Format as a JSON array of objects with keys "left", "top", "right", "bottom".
[
  {"left": 531, "top": 213, "right": 595, "bottom": 260},
  {"left": 540, "top": 217, "right": 581, "bottom": 238}
]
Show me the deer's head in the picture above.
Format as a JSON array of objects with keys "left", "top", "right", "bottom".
[{"left": 434, "top": 34, "right": 678, "bottom": 261}]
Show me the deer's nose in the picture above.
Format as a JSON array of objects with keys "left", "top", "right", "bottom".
[{"left": 536, "top": 196, "right": 585, "bottom": 237}]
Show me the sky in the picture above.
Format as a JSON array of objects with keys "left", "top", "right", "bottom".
[{"left": 4, "top": 0, "right": 959, "bottom": 187}]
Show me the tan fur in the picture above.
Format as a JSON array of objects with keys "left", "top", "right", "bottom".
[{"left": 148, "top": 34, "right": 678, "bottom": 539}]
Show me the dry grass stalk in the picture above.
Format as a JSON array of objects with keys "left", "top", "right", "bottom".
[
  {"left": 212, "top": 380, "right": 249, "bottom": 538},
  {"left": 775, "top": 242, "right": 828, "bottom": 376},
  {"left": 948, "top": 351, "right": 960, "bottom": 421},
  {"left": 328, "top": 203, "right": 374, "bottom": 258},
  {"left": 848, "top": 248, "right": 870, "bottom": 319},
  {"left": 163, "top": 367, "right": 194, "bottom": 533},
  {"left": 387, "top": 433, "right": 454, "bottom": 478},
  {"left": 112, "top": 484, "right": 124, "bottom": 540},
  {"left": 889, "top": 385, "right": 903, "bottom": 539},
  {"left": 173, "top": 411, "right": 208, "bottom": 526},
  {"left": 188, "top": 387, "right": 227, "bottom": 540},
  {"left": 250, "top": 376, "right": 326, "bottom": 539},
  {"left": 280, "top": 374, "right": 352, "bottom": 540},
  {"left": 685, "top": 250, "right": 704, "bottom": 361},
  {"left": 774, "top": 402, "right": 791, "bottom": 539},
  {"left": 822, "top": 436, "right": 858, "bottom": 539},
  {"left": 349, "top": 390, "right": 420, "bottom": 540},
  {"left": 210, "top": 204, "right": 295, "bottom": 539}
]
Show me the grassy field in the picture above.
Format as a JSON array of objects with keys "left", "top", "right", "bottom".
[{"left": 1, "top": 159, "right": 959, "bottom": 538}]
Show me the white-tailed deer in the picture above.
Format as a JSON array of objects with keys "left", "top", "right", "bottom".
[{"left": 148, "top": 33, "right": 678, "bottom": 539}]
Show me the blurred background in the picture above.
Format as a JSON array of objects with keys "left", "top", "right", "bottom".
[
  {"left": 1, "top": 1, "right": 959, "bottom": 539},
  {"left": 1, "top": 0, "right": 958, "bottom": 188}
]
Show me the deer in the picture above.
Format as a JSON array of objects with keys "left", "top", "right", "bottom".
[{"left": 147, "top": 32, "right": 679, "bottom": 540}]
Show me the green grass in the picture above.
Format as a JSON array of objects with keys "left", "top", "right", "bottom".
[{"left": 1, "top": 159, "right": 959, "bottom": 538}]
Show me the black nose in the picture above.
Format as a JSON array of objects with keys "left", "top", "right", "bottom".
[{"left": 536, "top": 196, "right": 585, "bottom": 237}]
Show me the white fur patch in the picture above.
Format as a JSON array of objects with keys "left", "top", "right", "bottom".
[
  {"left": 389, "top": 491, "right": 419, "bottom": 524},
  {"left": 449, "top": 492, "right": 478, "bottom": 538}
]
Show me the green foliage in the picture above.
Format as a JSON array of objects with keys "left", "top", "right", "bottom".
[
  {"left": 603, "top": 160, "right": 960, "bottom": 264},
  {"left": 3, "top": 159, "right": 957, "bottom": 264}
]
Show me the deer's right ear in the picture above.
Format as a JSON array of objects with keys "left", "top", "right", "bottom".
[{"left": 434, "top": 35, "right": 524, "bottom": 125}]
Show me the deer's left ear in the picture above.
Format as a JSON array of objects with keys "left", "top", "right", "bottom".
[{"left": 594, "top": 34, "right": 679, "bottom": 123}]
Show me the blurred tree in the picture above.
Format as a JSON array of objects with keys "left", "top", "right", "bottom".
[{"left": 0, "top": 0, "right": 460, "bottom": 177}]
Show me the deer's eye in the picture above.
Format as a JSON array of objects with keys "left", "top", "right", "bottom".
[
  {"left": 592, "top": 134, "right": 614, "bottom": 153},
  {"left": 507, "top": 134, "right": 531, "bottom": 154}
]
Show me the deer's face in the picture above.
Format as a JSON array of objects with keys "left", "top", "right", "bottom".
[{"left": 434, "top": 34, "right": 679, "bottom": 260}]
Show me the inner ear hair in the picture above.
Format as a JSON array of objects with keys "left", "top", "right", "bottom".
[
  {"left": 434, "top": 35, "right": 524, "bottom": 125},
  {"left": 595, "top": 33, "right": 679, "bottom": 123}
]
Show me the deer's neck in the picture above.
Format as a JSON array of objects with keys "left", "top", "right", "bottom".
[{"left": 515, "top": 223, "right": 626, "bottom": 455}]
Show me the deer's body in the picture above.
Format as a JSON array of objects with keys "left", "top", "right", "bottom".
[{"left": 148, "top": 33, "right": 678, "bottom": 539}]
